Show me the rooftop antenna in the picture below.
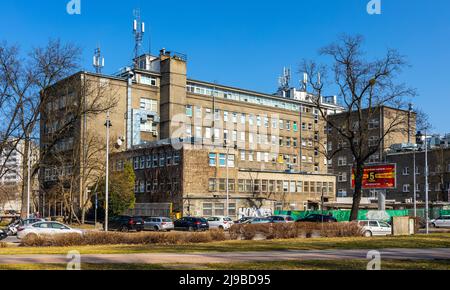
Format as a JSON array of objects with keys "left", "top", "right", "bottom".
[
  {"left": 93, "top": 46, "right": 105, "bottom": 74},
  {"left": 133, "top": 8, "right": 145, "bottom": 67},
  {"left": 278, "top": 67, "right": 291, "bottom": 90},
  {"left": 301, "top": 72, "right": 308, "bottom": 92}
]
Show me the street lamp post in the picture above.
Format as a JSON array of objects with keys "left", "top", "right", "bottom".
[
  {"left": 424, "top": 130, "right": 429, "bottom": 235},
  {"left": 104, "top": 112, "right": 112, "bottom": 232},
  {"left": 417, "top": 131, "right": 429, "bottom": 234},
  {"left": 413, "top": 148, "right": 417, "bottom": 217},
  {"left": 26, "top": 141, "right": 31, "bottom": 219}
]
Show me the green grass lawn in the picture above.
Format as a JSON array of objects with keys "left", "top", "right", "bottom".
[
  {"left": 1, "top": 233, "right": 449, "bottom": 255},
  {"left": 0, "top": 259, "right": 449, "bottom": 270}
]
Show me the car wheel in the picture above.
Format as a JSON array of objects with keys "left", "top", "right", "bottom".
[
  {"left": 188, "top": 226, "right": 194, "bottom": 232},
  {"left": 120, "top": 226, "right": 129, "bottom": 233},
  {"left": 154, "top": 226, "right": 159, "bottom": 232},
  {"left": 25, "top": 233, "right": 38, "bottom": 240},
  {"left": 218, "top": 226, "right": 224, "bottom": 231},
  {"left": 431, "top": 223, "right": 437, "bottom": 228},
  {"left": 363, "top": 231, "right": 373, "bottom": 237}
]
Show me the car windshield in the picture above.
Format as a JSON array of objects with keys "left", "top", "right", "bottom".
[{"left": 162, "top": 218, "right": 172, "bottom": 222}]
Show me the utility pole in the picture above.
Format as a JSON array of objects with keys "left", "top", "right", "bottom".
[
  {"left": 413, "top": 148, "right": 417, "bottom": 217},
  {"left": 424, "top": 130, "right": 429, "bottom": 235},
  {"left": 26, "top": 141, "right": 31, "bottom": 219},
  {"left": 104, "top": 112, "right": 112, "bottom": 231}
]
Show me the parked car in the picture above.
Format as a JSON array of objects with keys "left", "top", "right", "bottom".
[
  {"left": 174, "top": 217, "right": 209, "bottom": 231},
  {"left": 108, "top": 216, "right": 144, "bottom": 232},
  {"left": 268, "top": 215, "right": 295, "bottom": 223},
  {"left": 17, "top": 222, "right": 82, "bottom": 239},
  {"left": 143, "top": 217, "right": 174, "bottom": 231},
  {"left": 206, "top": 216, "right": 234, "bottom": 230},
  {"left": 358, "top": 220, "right": 392, "bottom": 237},
  {"left": 430, "top": 215, "right": 450, "bottom": 228},
  {"left": 296, "top": 214, "right": 337, "bottom": 223},
  {"left": 248, "top": 217, "right": 272, "bottom": 224},
  {"left": 21, "top": 218, "right": 46, "bottom": 226},
  {"left": 234, "top": 217, "right": 254, "bottom": 224}
]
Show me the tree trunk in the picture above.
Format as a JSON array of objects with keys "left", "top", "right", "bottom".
[
  {"left": 350, "top": 163, "right": 365, "bottom": 221},
  {"left": 20, "top": 138, "right": 30, "bottom": 219}
]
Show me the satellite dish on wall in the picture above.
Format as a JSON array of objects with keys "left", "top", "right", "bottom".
[{"left": 115, "top": 137, "right": 125, "bottom": 149}]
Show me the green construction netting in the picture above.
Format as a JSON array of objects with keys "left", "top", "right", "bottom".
[{"left": 274, "top": 209, "right": 410, "bottom": 222}]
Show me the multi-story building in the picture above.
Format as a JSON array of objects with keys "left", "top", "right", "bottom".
[
  {"left": 40, "top": 49, "right": 343, "bottom": 218},
  {"left": 0, "top": 139, "right": 38, "bottom": 213},
  {"left": 386, "top": 143, "right": 450, "bottom": 203},
  {"left": 328, "top": 106, "right": 415, "bottom": 200}
]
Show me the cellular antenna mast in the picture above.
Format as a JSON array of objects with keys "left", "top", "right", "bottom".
[
  {"left": 93, "top": 46, "right": 105, "bottom": 74},
  {"left": 133, "top": 9, "right": 145, "bottom": 67},
  {"left": 278, "top": 67, "right": 291, "bottom": 90}
]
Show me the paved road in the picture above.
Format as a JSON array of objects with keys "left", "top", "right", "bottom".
[{"left": 0, "top": 248, "right": 449, "bottom": 265}]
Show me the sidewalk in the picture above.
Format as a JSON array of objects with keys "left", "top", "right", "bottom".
[{"left": 0, "top": 248, "right": 449, "bottom": 265}]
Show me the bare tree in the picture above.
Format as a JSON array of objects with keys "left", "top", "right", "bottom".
[
  {"left": 40, "top": 74, "right": 118, "bottom": 223},
  {"left": 1, "top": 39, "right": 117, "bottom": 219},
  {"left": 301, "top": 35, "right": 416, "bottom": 221},
  {"left": 0, "top": 40, "right": 81, "bottom": 218}
]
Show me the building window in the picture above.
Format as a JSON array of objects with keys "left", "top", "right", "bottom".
[
  {"left": 203, "top": 203, "right": 213, "bottom": 216},
  {"left": 338, "top": 189, "right": 347, "bottom": 197},
  {"left": 369, "top": 118, "right": 380, "bottom": 129},
  {"left": 296, "top": 181, "right": 303, "bottom": 193},
  {"left": 133, "top": 157, "right": 139, "bottom": 170},
  {"left": 228, "top": 179, "right": 235, "bottom": 192},
  {"left": 369, "top": 136, "right": 379, "bottom": 147},
  {"left": 140, "top": 98, "right": 158, "bottom": 112},
  {"left": 338, "top": 172, "right": 347, "bottom": 182},
  {"left": 209, "top": 153, "right": 217, "bottom": 167},
  {"left": 195, "top": 126, "right": 202, "bottom": 138},
  {"left": 218, "top": 179, "right": 226, "bottom": 191},
  {"left": 208, "top": 179, "right": 216, "bottom": 191},
  {"left": 238, "top": 179, "right": 245, "bottom": 192},
  {"left": 146, "top": 156, "right": 152, "bottom": 168},
  {"left": 227, "top": 154, "right": 235, "bottom": 167},
  {"left": 153, "top": 154, "right": 158, "bottom": 167},
  {"left": 166, "top": 153, "right": 173, "bottom": 166},
  {"left": 159, "top": 153, "right": 166, "bottom": 167},
  {"left": 214, "top": 203, "right": 225, "bottom": 216},
  {"left": 232, "top": 112, "right": 238, "bottom": 123},
  {"left": 173, "top": 151, "right": 180, "bottom": 165},
  {"left": 219, "top": 154, "right": 226, "bottom": 167},
  {"left": 240, "top": 150, "right": 246, "bottom": 161},
  {"left": 403, "top": 167, "right": 410, "bottom": 176},
  {"left": 140, "top": 156, "right": 145, "bottom": 169},
  {"left": 245, "top": 180, "right": 253, "bottom": 192},
  {"left": 240, "top": 114, "right": 246, "bottom": 124},
  {"left": 283, "top": 181, "right": 289, "bottom": 192},
  {"left": 229, "top": 203, "right": 236, "bottom": 217},
  {"left": 338, "top": 157, "right": 347, "bottom": 166},
  {"left": 194, "top": 106, "right": 202, "bottom": 119},
  {"left": 403, "top": 184, "right": 410, "bottom": 193},
  {"left": 185, "top": 105, "right": 193, "bottom": 117},
  {"left": 290, "top": 181, "right": 296, "bottom": 193}
]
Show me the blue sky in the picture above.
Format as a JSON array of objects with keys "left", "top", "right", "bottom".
[{"left": 1, "top": 0, "right": 449, "bottom": 132}]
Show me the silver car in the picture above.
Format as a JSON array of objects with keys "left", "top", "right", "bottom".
[{"left": 144, "top": 217, "right": 174, "bottom": 232}]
